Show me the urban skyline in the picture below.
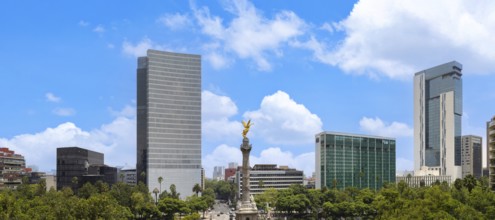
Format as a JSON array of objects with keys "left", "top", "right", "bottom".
[{"left": 1, "top": 0, "right": 495, "bottom": 179}]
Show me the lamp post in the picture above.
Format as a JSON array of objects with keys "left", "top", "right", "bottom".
[{"left": 153, "top": 187, "right": 159, "bottom": 204}]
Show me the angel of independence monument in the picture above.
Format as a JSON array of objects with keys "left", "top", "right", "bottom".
[{"left": 236, "top": 120, "right": 259, "bottom": 220}]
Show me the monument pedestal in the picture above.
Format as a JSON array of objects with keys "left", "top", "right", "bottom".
[{"left": 235, "top": 137, "right": 259, "bottom": 220}]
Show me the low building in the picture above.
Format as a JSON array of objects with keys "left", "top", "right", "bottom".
[
  {"left": 119, "top": 169, "right": 137, "bottom": 185},
  {"left": 56, "top": 147, "right": 116, "bottom": 190},
  {"left": 396, "top": 174, "right": 451, "bottom": 187},
  {"left": 236, "top": 164, "right": 304, "bottom": 198},
  {"left": 224, "top": 167, "right": 236, "bottom": 181},
  {"left": 316, "top": 132, "right": 396, "bottom": 190},
  {"left": 0, "top": 147, "right": 30, "bottom": 189}
]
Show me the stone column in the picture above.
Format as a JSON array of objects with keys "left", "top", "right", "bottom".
[{"left": 241, "top": 137, "right": 252, "bottom": 205}]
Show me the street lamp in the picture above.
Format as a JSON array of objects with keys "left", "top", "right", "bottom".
[{"left": 153, "top": 187, "right": 159, "bottom": 204}]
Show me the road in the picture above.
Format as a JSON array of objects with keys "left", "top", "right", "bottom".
[{"left": 206, "top": 200, "right": 233, "bottom": 220}]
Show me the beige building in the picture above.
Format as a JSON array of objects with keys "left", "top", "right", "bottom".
[
  {"left": 461, "top": 135, "right": 482, "bottom": 178},
  {"left": 487, "top": 116, "right": 495, "bottom": 190}
]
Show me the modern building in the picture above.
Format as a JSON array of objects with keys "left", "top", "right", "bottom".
[
  {"left": 315, "top": 132, "right": 396, "bottom": 190},
  {"left": 414, "top": 61, "right": 463, "bottom": 181},
  {"left": 0, "top": 147, "right": 30, "bottom": 189},
  {"left": 137, "top": 49, "right": 202, "bottom": 198},
  {"left": 118, "top": 168, "right": 137, "bottom": 185},
  {"left": 396, "top": 174, "right": 451, "bottom": 187},
  {"left": 461, "top": 135, "right": 482, "bottom": 178},
  {"left": 236, "top": 164, "right": 304, "bottom": 198},
  {"left": 56, "top": 147, "right": 116, "bottom": 190},
  {"left": 213, "top": 166, "right": 225, "bottom": 181},
  {"left": 488, "top": 116, "right": 495, "bottom": 190}
]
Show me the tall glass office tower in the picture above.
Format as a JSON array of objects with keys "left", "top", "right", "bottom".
[
  {"left": 414, "top": 61, "right": 462, "bottom": 180},
  {"left": 137, "top": 50, "right": 201, "bottom": 198}
]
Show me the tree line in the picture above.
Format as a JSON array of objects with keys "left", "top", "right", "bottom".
[{"left": 254, "top": 175, "right": 495, "bottom": 219}]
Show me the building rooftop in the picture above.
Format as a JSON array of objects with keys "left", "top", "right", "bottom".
[{"left": 316, "top": 131, "right": 396, "bottom": 140}]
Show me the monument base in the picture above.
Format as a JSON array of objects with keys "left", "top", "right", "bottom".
[{"left": 235, "top": 199, "right": 259, "bottom": 220}]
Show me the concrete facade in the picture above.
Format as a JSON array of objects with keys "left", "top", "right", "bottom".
[
  {"left": 414, "top": 61, "right": 463, "bottom": 181},
  {"left": 136, "top": 49, "right": 202, "bottom": 198},
  {"left": 461, "top": 135, "right": 482, "bottom": 178},
  {"left": 488, "top": 116, "right": 495, "bottom": 190}
]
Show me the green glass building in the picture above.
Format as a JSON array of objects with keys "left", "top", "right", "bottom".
[{"left": 315, "top": 132, "right": 396, "bottom": 190}]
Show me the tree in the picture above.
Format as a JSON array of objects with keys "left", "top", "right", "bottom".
[
  {"left": 158, "top": 176, "right": 163, "bottom": 193},
  {"left": 192, "top": 183, "right": 202, "bottom": 196},
  {"left": 158, "top": 197, "right": 188, "bottom": 220},
  {"left": 464, "top": 175, "right": 477, "bottom": 193},
  {"left": 169, "top": 184, "right": 180, "bottom": 199},
  {"left": 119, "top": 173, "right": 125, "bottom": 182},
  {"left": 454, "top": 178, "right": 463, "bottom": 191},
  {"left": 71, "top": 176, "right": 79, "bottom": 192}
]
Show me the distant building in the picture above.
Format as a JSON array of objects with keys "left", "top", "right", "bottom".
[
  {"left": 0, "top": 147, "right": 31, "bottom": 189},
  {"left": 119, "top": 169, "right": 137, "bottom": 185},
  {"left": 461, "top": 135, "right": 482, "bottom": 178},
  {"left": 136, "top": 50, "right": 202, "bottom": 198},
  {"left": 414, "top": 61, "right": 463, "bottom": 181},
  {"left": 316, "top": 132, "right": 396, "bottom": 190},
  {"left": 224, "top": 167, "right": 236, "bottom": 181},
  {"left": 236, "top": 164, "right": 304, "bottom": 198},
  {"left": 488, "top": 116, "right": 495, "bottom": 190},
  {"left": 213, "top": 166, "right": 225, "bottom": 181},
  {"left": 56, "top": 147, "right": 116, "bottom": 190},
  {"left": 396, "top": 173, "right": 451, "bottom": 187}
]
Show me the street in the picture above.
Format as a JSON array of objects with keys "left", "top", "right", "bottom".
[{"left": 206, "top": 200, "right": 233, "bottom": 220}]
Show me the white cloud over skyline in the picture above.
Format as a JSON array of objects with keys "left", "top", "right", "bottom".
[
  {"left": 202, "top": 91, "right": 243, "bottom": 141},
  {"left": 359, "top": 116, "right": 413, "bottom": 138},
  {"left": 244, "top": 90, "right": 322, "bottom": 145},
  {"left": 192, "top": 0, "right": 306, "bottom": 71},
  {"left": 122, "top": 37, "right": 165, "bottom": 57},
  {"left": 303, "top": 0, "right": 495, "bottom": 79}
]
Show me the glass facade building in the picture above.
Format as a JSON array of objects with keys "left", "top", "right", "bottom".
[
  {"left": 414, "top": 61, "right": 462, "bottom": 180},
  {"left": 137, "top": 50, "right": 202, "bottom": 198},
  {"left": 315, "top": 132, "right": 396, "bottom": 190}
]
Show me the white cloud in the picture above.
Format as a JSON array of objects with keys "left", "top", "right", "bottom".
[
  {"left": 0, "top": 107, "right": 136, "bottom": 172},
  {"left": 93, "top": 24, "right": 105, "bottom": 33},
  {"left": 320, "top": 22, "right": 335, "bottom": 33},
  {"left": 193, "top": 0, "right": 306, "bottom": 71},
  {"left": 107, "top": 44, "right": 115, "bottom": 49},
  {"left": 359, "top": 116, "right": 413, "bottom": 138},
  {"left": 243, "top": 91, "right": 322, "bottom": 145},
  {"left": 202, "top": 91, "right": 243, "bottom": 141},
  {"left": 203, "top": 144, "right": 314, "bottom": 178},
  {"left": 305, "top": 0, "right": 495, "bottom": 79},
  {"left": 45, "top": 92, "right": 61, "bottom": 103},
  {"left": 205, "top": 52, "right": 230, "bottom": 69},
  {"left": 158, "top": 13, "right": 191, "bottom": 30},
  {"left": 109, "top": 105, "right": 135, "bottom": 118},
  {"left": 122, "top": 37, "right": 165, "bottom": 57},
  {"left": 78, "top": 20, "right": 89, "bottom": 27},
  {"left": 52, "top": 108, "right": 76, "bottom": 117}
]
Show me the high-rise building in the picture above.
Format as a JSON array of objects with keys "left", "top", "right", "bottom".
[
  {"left": 461, "top": 135, "right": 482, "bottom": 178},
  {"left": 487, "top": 116, "right": 495, "bottom": 190},
  {"left": 212, "top": 166, "right": 225, "bottom": 181},
  {"left": 137, "top": 49, "right": 202, "bottom": 198},
  {"left": 235, "top": 164, "right": 304, "bottom": 198},
  {"left": 315, "top": 132, "right": 396, "bottom": 190},
  {"left": 228, "top": 162, "right": 238, "bottom": 169},
  {"left": 414, "top": 61, "right": 462, "bottom": 180}
]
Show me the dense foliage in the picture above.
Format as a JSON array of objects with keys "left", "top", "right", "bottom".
[
  {"left": 0, "top": 179, "right": 215, "bottom": 220},
  {"left": 254, "top": 175, "right": 495, "bottom": 219}
]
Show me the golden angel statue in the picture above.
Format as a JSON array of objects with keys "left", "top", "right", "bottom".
[{"left": 242, "top": 120, "right": 253, "bottom": 138}]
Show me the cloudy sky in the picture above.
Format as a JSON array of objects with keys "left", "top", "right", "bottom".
[{"left": 1, "top": 0, "right": 495, "bottom": 177}]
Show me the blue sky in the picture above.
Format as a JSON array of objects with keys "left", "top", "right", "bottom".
[{"left": 1, "top": 0, "right": 495, "bottom": 177}]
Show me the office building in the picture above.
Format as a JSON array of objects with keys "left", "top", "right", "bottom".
[
  {"left": 461, "top": 135, "right": 482, "bottom": 178},
  {"left": 488, "top": 116, "right": 495, "bottom": 190},
  {"left": 137, "top": 49, "right": 202, "bottom": 198},
  {"left": 0, "top": 147, "right": 30, "bottom": 189},
  {"left": 315, "top": 132, "right": 396, "bottom": 190},
  {"left": 213, "top": 166, "right": 225, "bottom": 181},
  {"left": 119, "top": 168, "right": 137, "bottom": 185},
  {"left": 414, "top": 61, "right": 463, "bottom": 180},
  {"left": 228, "top": 162, "right": 238, "bottom": 169},
  {"left": 56, "top": 147, "right": 116, "bottom": 190},
  {"left": 236, "top": 164, "right": 303, "bottom": 198}
]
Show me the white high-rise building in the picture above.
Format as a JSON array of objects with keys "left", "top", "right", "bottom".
[
  {"left": 212, "top": 166, "right": 225, "bottom": 181},
  {"left": 137, "top": 50, "right": 202, "bottom": 198},
  {"left": 414, "top": 61, "right": 462, "bottom": 181}
]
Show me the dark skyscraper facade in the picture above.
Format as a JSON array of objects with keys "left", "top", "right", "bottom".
[{"left": 137, "top": 50, "right": 201, "bottom": 198}]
